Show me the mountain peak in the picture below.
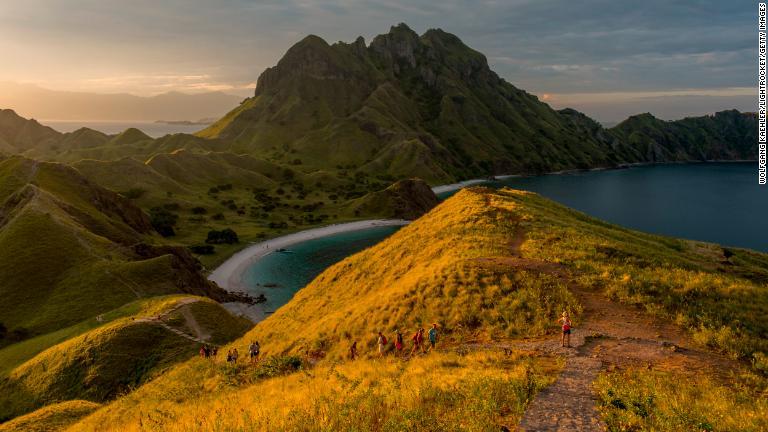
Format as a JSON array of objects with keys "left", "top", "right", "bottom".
[
  {"left": 370, "top": 23, "right": 421, "bottom": 69},
  {"left": 293, "top": 34, "right": 330, "bottom": 50},
  {"left": 388, "top": 22, "right": 417, "bottom": 36},
  {"left": 110, "top": 127, "right": 151, "bottom": 145}
]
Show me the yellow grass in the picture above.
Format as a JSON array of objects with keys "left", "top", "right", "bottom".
[
  {"left": 71, "top": 351, "right": 560, "bottom": 432},
  {"left": 595, "top": 369, "right": 768, "bottom": 431}
]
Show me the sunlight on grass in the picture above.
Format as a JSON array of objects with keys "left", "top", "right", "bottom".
[
  {"left": 72, "top": 351, "right": 560, "bottom": 432},
  {"left": 595, "top": 369, "right": 768, "bottom": 432}
]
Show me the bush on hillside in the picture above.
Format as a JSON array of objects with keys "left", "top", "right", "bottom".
[
  {"left": 149, "top": 207, "right": 178, "bottom": 237},
  {"left": 191, "top": 206, "right": 207, "bottom": 215},
  {"left": 205, "top": 228, "right": 239, "bottom": 244},
  {"left": 189, "top": 245, "right": 215, "bottom": 255}
]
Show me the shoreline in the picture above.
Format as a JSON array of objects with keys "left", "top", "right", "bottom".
[
  {"left": 431, "top": 159, "right": 758, "bottom": 194},
  {"left": 209, "top": 219, "right": 410, "bottom": 321}
]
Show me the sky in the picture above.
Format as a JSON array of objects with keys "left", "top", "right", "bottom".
[{"left": 0, "top": 0, "right": 756, "bottom": 123}]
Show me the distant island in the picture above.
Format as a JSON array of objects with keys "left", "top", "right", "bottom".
[{"left": 155, "top": 118, "right": 216, "bottom": 126}]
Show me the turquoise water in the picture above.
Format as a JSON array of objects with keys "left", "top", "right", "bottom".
[
  {"left": 441, "top": 162, "right": 767, "bottom": 252},
  {"left": 241, "top": 225, "right": 402, "bottom": 314}
]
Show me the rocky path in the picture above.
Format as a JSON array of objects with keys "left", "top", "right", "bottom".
[{"left": 518, "top": 355, "right": 604, "bottom": 431}]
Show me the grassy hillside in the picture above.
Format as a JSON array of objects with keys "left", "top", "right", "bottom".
[
  {"left": 63, "top": 187, "right": 767, "bottom": 431},
  {"left": 72, "top": 151, "right": 437, "bottom": 268},
  {"left": 0, "top": 400, "right": 100, "bottom": 432},
  {"left": 0, "top": 156, "right": 258, "bottom": 424},
  {"left": 0, "top": 156, "right": 238, "bottom": 339},
  {"left": 0, "top": 295, "right": 251, "bottom": 422},
  {"left": 72, "top": 350, "right": 559, "bottom": 432}
]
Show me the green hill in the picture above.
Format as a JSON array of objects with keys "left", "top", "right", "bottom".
[
  {"left": 0, "top": 155, "right": 255, "bottom": 423},
  {"left": 0, "top": 295, "right": 251, "bottom": 422},
  {"left": 62, "top": 188, "right": 768, "bottom": 431},
  {"left": 0, "top": 155, "right": 243, "bottom": 338},
  {"left": 0, "top": 110, "right": 61, "bottom": 155},
  {"left": 199, "top": 24, "right": 757, "bottom": 182}
]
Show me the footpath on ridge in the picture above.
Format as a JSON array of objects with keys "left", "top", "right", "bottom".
[{"left": 471, "top": 225, "right": 743, "bottom": 432}]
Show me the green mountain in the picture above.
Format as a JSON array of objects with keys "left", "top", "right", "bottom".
[{"left": 199, "top": 24, "right": 757, "bottom": 182}]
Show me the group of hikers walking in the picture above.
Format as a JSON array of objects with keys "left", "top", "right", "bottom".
[
  {"left": 201, "top": 311, "right": 573, "bottom": 366},
  {"left": 199, "top": 340, "right": 261, "bottom": 364},
  {"left": 198, "top": 344, "right": 218, "bottom": 358},
  {"left": 351, "top": 323, "right": 439, "bottom": 360}
]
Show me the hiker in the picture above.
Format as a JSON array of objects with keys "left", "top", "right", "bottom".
[
  {"left": 377, "top": 331, "right": 388, "bottom": 357},
  {"left": 559, "top": 311, "right": 572, "bottom": 347},
  {"left": 417, "top": 328, "right": 426, "bottom": 353},
  {"left": 199, "top": 345, "right": 207, "bottom": 358},
  {"left": 226, "top": 349, "right": 233, "bottom": 363},
  {"left": 349, "top": 341, "right": 358, "bottom": 360},
  {"left": 249, "top": 341, "right": 261, "bottom": 362},
  {"left": 232, "top": 348, "right": 239, "bottom": 362},
  {"left": 204, "top": 345, "right": 211, "bottom": 358},
  {"left": 395, "top": 330, "right": 404, "bottom": 352},
  {"left": 410, "top": 328, "right": 422, "bottom": 355},
  {"left": 211, "top": 346, "right": 218, "bottom": 357},
  {"left": 428, "top": 323, "right": 438, "bottom": 351}
]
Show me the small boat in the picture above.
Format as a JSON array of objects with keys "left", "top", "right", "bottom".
[{"left": 276, "top": 248, "right": 294, "bottom": 253}]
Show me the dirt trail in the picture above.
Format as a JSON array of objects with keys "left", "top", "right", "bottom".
[
  {"left": 479, "top": 222, "right": 743, "bottom": 431},
  {"left": 180, "top": 305, "right": 211, "bottom": 341},
  {"left": 134, "top": 298, "right": 212, "bottom": 344}
]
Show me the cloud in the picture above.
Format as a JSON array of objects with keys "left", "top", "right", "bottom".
[{"left": 0, "top": 0, "right": 754, "bottom": 119}]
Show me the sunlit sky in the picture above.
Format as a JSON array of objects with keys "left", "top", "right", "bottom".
[{"left": 0, "top": 0, "right": 755, "bottom": 122}]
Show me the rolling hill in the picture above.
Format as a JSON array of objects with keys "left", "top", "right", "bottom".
[
  {"left": 0, "top": 155, "right": 254, "bottom": 422},
  {"left": 0, "top": 155, "right": 241, "bottom": 336},
  {"left": 58, "top": 187, "right": 768, "bottom": 431}
]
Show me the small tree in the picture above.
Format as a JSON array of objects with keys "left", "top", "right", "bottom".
[
  {"left": 189, "top": 245, "right": 215, "bottom": 255},
  {"left": 149, "top": 207, "right": 178, "bottom": 237},
  {"left": 206, "top": 228, "right": 239, "bottom": 244}
]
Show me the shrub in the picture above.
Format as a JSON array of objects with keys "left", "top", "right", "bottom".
[
  {"left": 149, "top": 207, "right": 178, "bottom": 237},
  {"left": 191, "top": 206, "right": 207, "bottom": 215},
  {"left": 206, "top": 228, "right": 239, "bottom": 244},
  {"left": 189, "top": 245, "right": 215, "bottom": 255}
]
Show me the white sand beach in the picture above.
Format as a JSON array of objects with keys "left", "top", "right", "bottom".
[
  {"left": 209, "top": 219, "right": 410, "bottom": 291},
  {"left": 210, "top": 219, "right": 410, "bottom": 320}
]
